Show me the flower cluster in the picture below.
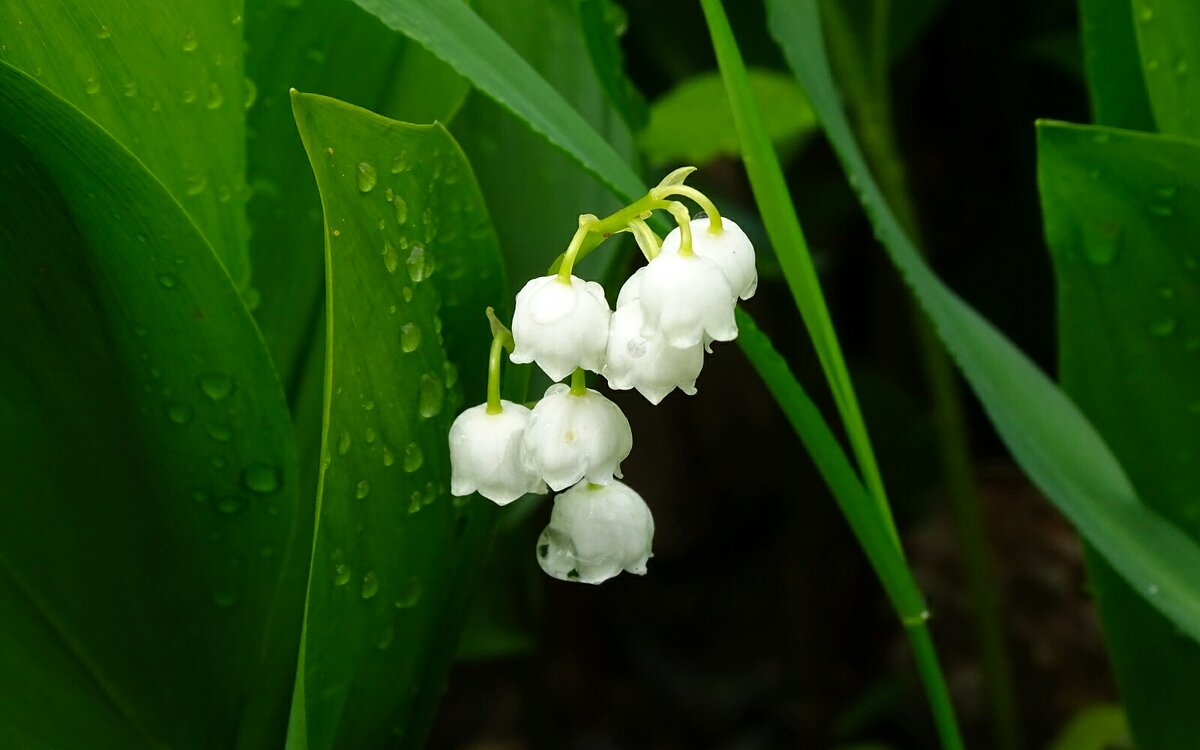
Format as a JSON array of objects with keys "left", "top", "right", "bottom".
[{"left": 449, "top": 169, "right": 756, "bottom": 584}]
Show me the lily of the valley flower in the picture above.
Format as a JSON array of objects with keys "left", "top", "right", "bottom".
[
  {"left": 660, "top": 217, "right": 758, "bottom": 300},
  {"left": 449, "top": 401, "right": 547, "bottom": 505},
  {"left": 522, "top": 382, "right": 632, "bottom": 491},
  {"left": 637, "top": 251, "right": 737, "bottom": 348},
  {"left": 536, "top": 480, "right": 654, "bottom": 584},
  {"left": 604, "top": 301, "right": 703, "bottom": 404},
  {"left": 510, "top": 274, "right": 611, "bottom": 381}
]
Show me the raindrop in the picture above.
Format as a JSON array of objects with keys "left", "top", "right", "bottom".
[
  {"left": 84, "top": 77, "right": 101, "bottom": 95},
  {"left": 363, "top": 400, "right": 376, "bottom": 411},
  {"left": 408, "top": 491, "right": 423, "bottom": 514},
  {"left": 243, "top": 77, "right": 257, "bottom": 109},
  {"left": 217, "top": 494, "right": 243, "bottom": 514},
  {"left": 166, "top": 403, "right": 193, "bottom": 424},
  {"left": 193, "top": 490, "right": 210, "bottom": 504},
  {"left": 406, "top": 246, "right": 427, "bottom": 283},
  {"left": 97, "top": 25, "right": 112, "bottom": 39},
  {"left": 241, "top": 463, "right": 282, "bottom": 494},
  {"left": 186, "top": 174, "right": 207, "bottom": 195},
  {"left": 377, "top": 623, "right": 395, "bottom": 650},
  {"left": 205, "top": 82, "right": 224, "bottom": 109},
  {"left": 182, "top": 29, "right": 198, "bottom": 52},
  {"left": 418, "top": 373, "right": 444, "bottom": 418},
  {"left": 205, "top": 421, "right": 234, "bottom": 443},
  {"left": 395, "top": 576, "right": 422, "bottom": 608},
  {"left": 443, "top": 361, "right": 458, "bottom": 388},
  {"left": 357, "top": 162, "right": 377, "bottom": 193},
  {"left": 338, "top": 430, "right": 352, "bottom": 456},
  {"left": 333, "top": 563, "right": 351, "bottom": 586},
  {"left": 122, "top": 81, "right": 138, "bottom": 97},
  {"left": 394, "top": 196, "right": 409, "bottom": 225},
  {"left": 365, "top": 427, "right": 376, "bottom": 444},
  {"left": 403, "top": 443, "right": 424, "bottom": 473},
  {"left": 217, "top": 185, "right": 232, "bottom": 203},
  {"left": 158, "top": 273, "right": 179, "bottom": 288},
  {"left": 400, "top": 323, "right": 421, "bottom": 352},
  {"left": 355, "top": 479, "right": 371, "bottom": 499},
  {"left": 182, "top": 87, "right": 198, "bottom": 104},
  {"left": 390, "top": 152, "right": 409, "bottom": 173},
  {"left": 1160, "top": 286, "right": 1177, "bottom": 300},
  {"left": 198, "top": 372, "right": 235, "bottom": 400},
  {"left": 382, "top": 242, "right": 399, "bottom": 274},
  {"left": 1149, "top": 317, "right": 1178, "bottom": 337},
  {"left": 361, "top": 571, "right": 379, "bottom": 599},
  {"left": 402, "top": 287, "right": 413, "bottom": 303},
  {"left": 382, "top": 446, "right": 396, "bottom": 467}
]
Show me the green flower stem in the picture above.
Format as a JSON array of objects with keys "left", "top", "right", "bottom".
[
  {"left": 569, "top": 368, "right": 588, "bottom": 396},
  {"left": 664, "top": 201, "right": 695, "bottom": 256},
  {"left": 698, "top": 0, "right": 963, "bottom": 746},
  {"left": 650, "top": 184, "right": 723, "bottom": 232},
  {"left": 820, "top": 2, "right": 1020, "bottom": 748},
  {"left": 556, "top": 217, "right": 598, "bottom": 282},
  {"left": 486, "top": 322, "right": 515, "bottom": 415},
  {"left": 626, "top": 218, "right": 663, "bottom": 260}
]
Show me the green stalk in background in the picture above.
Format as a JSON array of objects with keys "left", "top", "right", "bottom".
[
  {"left": 698, "top": 1, "right": 964, "bottom": 747},
  {"left": 819, "top": 2, "right": 1021, "bottom": 748}
]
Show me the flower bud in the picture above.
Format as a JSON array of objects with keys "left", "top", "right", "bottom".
[
  {"left": 603, "top": 301, "right": 703, "bottom": 404},
  {"left": 660, "top": 217, "right": 757, "bottom": 300},
  {"left": 510, "top": 274, "right": 611, "bottom": 381},
  {"left": 638, "top": 252, "right": 737, "bottom": 348},
  {"left": 537, "top": 480, "right": 654, "bottom": 584},
  {"left": 522, "top": 383, "right": 632, "bottom": 491},
  {"left": 449, "top": 401, "right": 547, "bottom": 505}
]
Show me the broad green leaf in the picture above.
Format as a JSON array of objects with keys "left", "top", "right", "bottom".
[
  {"left": 1132, "top": 0, "right": 1200, "bottom": 139},
  {"left": 0, "top": 0, "right": 251, "bottom": 287},
  {"left": 345, "top": 0, "right": 644, "bottom": 203},
  {"left": 246, "top": 0, "right": 468, "bottom": 401},
  {"left": 1048, "top": 705, "right": 1130, "bottom": 750},
  {"left": 578, "top": 0, "right": 648, "bottom": 133},
  {"left": 1079, "top": 0, "right": 1155, "bottom": 130},
  {"left": 638, "top": 68, "right": 817, "bottom": 166},
  {"left": 1040, "top": 121, "right": 1200, "bottom": 749},
  {"left": 0, "top": 63, "right": 303, "bottom": 748},
  {"left": 289, "top": 91, "right": 505, "bottom": 749},
  {"left": 765, "top": 0, "right": 1200, "bottom": 640}
]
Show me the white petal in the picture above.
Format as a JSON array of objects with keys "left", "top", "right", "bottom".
[
  {"left": 603, "top": 302, "right": 704, "bottom": 404},
  {"left": 448, "top": 401, "right": 546, "bottom": 505},
  {"left": 638, "top": 253, "right": 737, "bottom": 348},
  {"left": 510, "top": 274, "right": 611, "bottom": 381},
  {"left": 536, "top": 480, "right": 655, "bottom": 584},
  {"left": 521, "top": 384, "right": 633, "bottom": 491},
  {"left": 660, "top": 217, "right": 758, "bottom": 300}
]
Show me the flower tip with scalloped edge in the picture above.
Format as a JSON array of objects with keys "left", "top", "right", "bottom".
[
  {"left": 449, "top": 401, "right": 547, "bottom": 505},
  {"left": 536, "top": 479, "right": 654, "bottom": 584},
  {"left": 510, "top": 274, "right": 611, "bottom": 381}
]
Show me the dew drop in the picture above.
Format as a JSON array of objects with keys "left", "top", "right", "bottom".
[
  {"left": 1082, "top": 222, "right": 1120, "bottom": 266},
  {"left": 181, "top": 87, "right": 198, "bottom": 104},
  {"left": 395, "top": 576, "right": 423, "bottom": 608},
  {"left": 166, "top": 402, "right": 193, "bottom": 424},
  {"left": 390, "top": 152, "right": 409, "bottom": 173},
  {"left": 403, "top": 442, "right": 424, "bottom": 473},
  {"left": 382, "top": 242, "right": 399, "bottom": 274},
  {"left": 243, "top": 77, "right": 257, "bottom": 109},
  {"left": 205, "top": 421, "right": 234, "bottom": 443},
  {"left": 402, "top": 287, "right": 413, "bottom": 303},
  {"left": 122, "top": 81, "right": 138, "bottom": 97},
  {"left": 400, "top": 323, "right": 421, "bottom": 352},
  {"left": 1149, "top": 317, "right": 1178, "bottom": 337},
  {"left": 357, "top": 161, "right": 377, "bottom": 193},
  {"left": 158, "top": 273, "right": 179, "bottom": 288},
  {"left": 364, "top": 427, "right": 376, "bottom": 444},
  {"left": 443, "top": 361, "right": 458, "bottom": 388},
  {"left": 182, "top": 29, "right": 198, "bottom": 52},
  {"left": 205, "top": 82, "right": 224, "bottom": 109},
  {"left": 333, "top": 563, "right": 351, "bottom": 586},
  {"left": 418, "top": 373, "right": 444, "bottom": 418},
  {"left": 84, "top": 77, "right": 101, "bottom": 95},
  {"left": 361, "top": 571, "right": 379, "bottom": 599},
  {"left": 377, "top": 623, "right": 395, "bottom": 649},
  {"left": 406, "top": 246, "right": 427, "bottom": 283},
  {"left": 241, "top": 463, "right": 282, "bottom": 494},
  {"left": 217, "top": 494, "right": 244, "bottom": 514},
  {"left": 186, "top": 174, "right": 207, "bottom": 195},
  {"left": 356, "top": 479, "right": 371, "bottom": 499},
  {"left": 382, "top": 445, "right": 396, "bottom": 467},
  {"left": 394, "top": 196, "right": 409, "bottom": 225},
  {"left": 96, "top": 25, "right": 112, "bottom": 39},
  {"left": 198, "top": 372, "right": 235, "bottom": 401},
  {"left": 338, "top": 430, "right": 352, "bottom": 456},
  {"left": 408, "top": 490, "right": 423, "bottom": 514}
]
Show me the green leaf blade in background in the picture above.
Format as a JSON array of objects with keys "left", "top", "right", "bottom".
[
  {"left": 763, "top": 0, "right": 1200, "bottom": 640},
  {"left": 1132, "top": 0, "right": 1200, "bottom": 139},
  {"left": 1079, "top": 0, "right": 1156, "bottom": 131},
  {"left": 0, "top": 63, "right": 303, "bottom": 748},
  {"left": 1039, "top": 120, "right": 1200, "bottom": 750},
  {"left": 0, "top": 0, "right": 251, "bottom": 287},
  {"left": 638, "top": 68, "right": 817, "bottom": 167},
  {"left": 289, "top": 91, "right": 506, "bottom": 749}
]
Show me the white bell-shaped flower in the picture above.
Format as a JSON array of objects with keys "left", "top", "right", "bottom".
[
  {"left": 638, "top": 252, "right": 737, "bottom": 348},
  {"left": 660, "top": 217, "right": 758, "bottom": 300},
  {"left": 616, "top": 266, "right": 646, "bottom": 309},
  {"left": 603, "top": 301, "right": 703, "bottom": 404},
  {"left": 449, "top": 401, "right": 547, "bottom": 505},
  {"left": 522, "top": 383, "right": 632, "bottom": 491},
  {"left": 536, "top": 480, "right": 654, "bottom": 584},
  {"left": 510, "top": 274, "right": 611, "bottom": 381}
]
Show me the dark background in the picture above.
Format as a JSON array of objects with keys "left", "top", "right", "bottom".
[{"left": 431, "top": 1, "right": 1117, "bottom": 747}]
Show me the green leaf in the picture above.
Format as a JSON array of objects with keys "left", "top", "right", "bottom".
[
  {"left": 1079, "top": 0, "right": 1155, "bottom": 130},
  {"left": 0, "top": 0, "right": 251, "bottom": 287},
  {"left": 345, "top": 0, "right": 644, "bottom": 203},
  {"left": 1040, "top": 120, "right": 1200, "bottom": 749},
  {"left": 246, "top": 0, "right": 468, "bottom": 402},
  {"left": 288, "top": 91, "right": 506, "bottom": 749},
  {"left": 638, "top": 68, "right": 817, "bottom": 166},
  {"left": 578, "top": 0, "right": 648, "bottom": 133},
  {"left": 0, "top": 62, "right": 303, "bottom": 748},
  {"left": 1049, "top": 704, "right": 1130, "bottom": 750},
  {"left": 1131, "top": 0, "right": 1200, "bottom": 139},
  {"left": 765, "top": 0, "right": 1200, "bottom": 641}
]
